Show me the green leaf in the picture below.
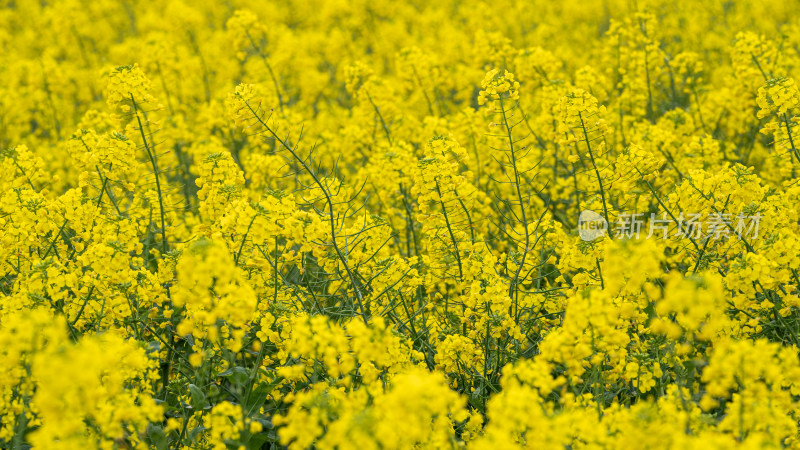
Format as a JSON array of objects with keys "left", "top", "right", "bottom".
[
  {"left": 146, "top": 423, "right": 168, "bottom": 450},
  {"left": 246, "top": 431, "right": 273, "bottom": 450},
  {"left": 226, "top": 366, "right": 250, "bottom": 387},
  {"left": 245, "top": 378, "right": 283, "bottom": 415},
  {"left": 188, "top": 384, "right": 208, "bottom": 409}
]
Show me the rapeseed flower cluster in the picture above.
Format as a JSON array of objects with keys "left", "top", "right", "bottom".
[{"left": 4, "top": 0, "right": 800, "bottom": 448}]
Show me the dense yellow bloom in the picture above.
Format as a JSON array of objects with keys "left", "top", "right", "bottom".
[
  {"left": 104, "top": 64, "right": 156, "bottom": 111},
  {"left": 195, "top": 150, "right": 246, "bottom": 223},
  {"left": 277, "top": 368, "right": 467, "bottom": 449},
  {"left": 757, "top": 77, "right": 800, "bottom": 119},
  {"left": 30, "top": 330, "right": 162, "bottom": 448},
  {"left": 172, "top": 238, "right": 258, "bottom": 341},
  {"left": 4, "top": 0, "right": 800, "bottom": 448},
  {"left": 478, "top": 69, "right": 520, "bottom": 113}
]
